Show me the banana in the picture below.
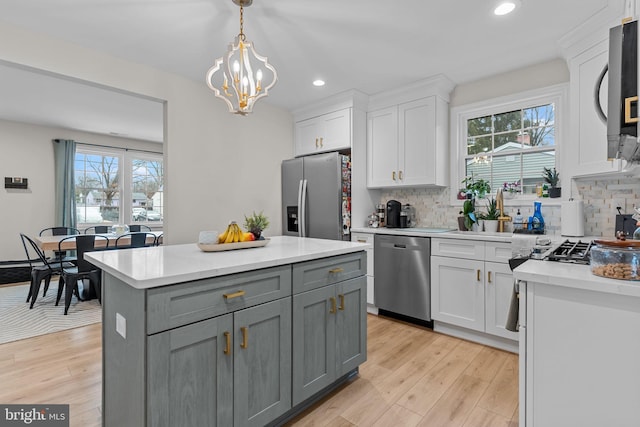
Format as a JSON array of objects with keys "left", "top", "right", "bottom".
[
  {"left": 224, "top": 222, "right": 236, "bottom": 244},
  {"left": 234, "top": 224, "right": 242, "bottom": 242},
  {"left": 218, "top": 228, "right": 229, "bottom": 243}
]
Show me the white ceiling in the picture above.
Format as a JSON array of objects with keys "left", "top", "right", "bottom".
[{"left": 0, "top": 0, "right": 625, "bottom": 141}]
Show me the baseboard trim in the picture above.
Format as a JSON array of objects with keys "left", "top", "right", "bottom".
[{"left": 433, "top": 321, "right": 519, "bottom": 353}]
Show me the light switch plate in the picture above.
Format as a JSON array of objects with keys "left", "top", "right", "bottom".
[{"left": 116, "top": 312, "right": 126, "bottom": 339}]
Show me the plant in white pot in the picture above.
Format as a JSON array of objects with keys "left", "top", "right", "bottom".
[{"left": 483, "top": 197, "right": 500, "bottom": 232}]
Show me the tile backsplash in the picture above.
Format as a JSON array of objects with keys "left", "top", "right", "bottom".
[{"left": 379, "top": 177, "right": 640, "bottom": 237}]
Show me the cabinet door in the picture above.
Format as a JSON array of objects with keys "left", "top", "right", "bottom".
[
  {"left": 367, "top": 106, "right": 399, "bottom": 188},
  {"left": 234, "top": 298, "right": 292, "bottom": 427},
  {"left": 431, "top": 255, "right": 485, "bottom": 332},
  {"left": 568, "top": 39, "right": 622, "bottom": 176},
  {"left": 336, "top": 276, "right": 367, "bottom": 375},
  {"left": 147, "top": 314, "right": 233, "bottom": 427},
  {"left": 351, "top": 233, "right": 374, "bottom": 305},
  {"left": 398, "top": 97, "right": 437, "bottom": 186},
  {"left": 320, "top": 108, "right": 351, "bottom": 152},
  {"left": 484, "top": 262, "right": 518, "bottom": 340},
  {"left": 292, "top": 285, "right": 336, "bottom": 406},
  {"left": 294, "top": 117, "right": 322, "bottom": 157}
]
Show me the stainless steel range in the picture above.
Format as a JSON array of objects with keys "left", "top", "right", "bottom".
[{"left": 546, "top": 240, "right": 594, "bottom": 264}]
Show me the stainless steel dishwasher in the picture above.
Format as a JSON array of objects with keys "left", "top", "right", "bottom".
[{"left": 374, "top": 234, "right": 431, "bottom": 321}]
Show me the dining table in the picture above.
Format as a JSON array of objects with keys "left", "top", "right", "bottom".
[
  {"left": 34, "top": 231, "right": 163, "bottom": 300},
  {"left": 35, "top": 231, "right": 163, "bottom": 251}
]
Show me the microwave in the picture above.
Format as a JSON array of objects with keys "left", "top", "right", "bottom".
[{"left": 607, "top": 19, "right": 639, "bottom": 162}]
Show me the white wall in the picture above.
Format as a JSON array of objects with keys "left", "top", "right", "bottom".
[{"left": 0, "top": 21, "right": 293, "bottom": 258}]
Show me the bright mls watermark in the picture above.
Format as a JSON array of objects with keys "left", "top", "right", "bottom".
[{"left": 0, "top": 405, "right": 69, "bottom": 427}]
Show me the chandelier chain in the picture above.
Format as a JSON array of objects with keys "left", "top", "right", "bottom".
[{"left": 239, "top": 5, "right": 246, "bottom": 41}]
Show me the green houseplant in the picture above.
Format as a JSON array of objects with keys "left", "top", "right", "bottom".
[
  {"left": 459, "top": 198, "right": 477, "bottom": 231},
  {"left": 461, "top": 176, "right": 491, "bottom": 199},
  {"left": 483, "top": 197, "right": 500, "bottom": 232},
  {"left": 543, "top": 167, "right": 561, "bottom": 198},
  {"left": 243, "top": 211, "right": 269, "bottom": 239}
]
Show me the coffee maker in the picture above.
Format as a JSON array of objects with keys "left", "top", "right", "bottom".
[{"left": 386, "top": 200, "right": 401, "bottom": 228}]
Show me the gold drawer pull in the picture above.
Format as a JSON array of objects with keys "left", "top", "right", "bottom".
[
  {"left": 399, "top": 170, "right": 404, "bottom": 180},
  {"left": 357, "top": 239, "right": 367, "bottom": 243},
  {"left": 329, "top": 267, "right": 344, "bottom": 274},
  {"left": 338, "top": 294, "right": 345, "bottom": 311},
  {"left": 240, "top": 326, "right": 248, "bottom": 349},
  {"left": 477, "top": 269, "right": 481, "bottom": 281},
  {"left": 223, "top": 331, "right": 231, "bottom": 355},
  {"left": 319, "top": 137, "right": 324, "bottom": 147},
  {"left": 392, "top": 171, "right": 396, "bottom": 180},
  {"left": 625, "top": 96, "right": 639, "bottom": 124},
  {"left": 224, "top": 290, "right": 245, "bottom": 300},
  {"left": 329, "top": 297, "right": 337, "bottom": 314},
  {"left": 315, "top": 137, "right": 319, "bottom": 148},
  {"left": 487, "top": 271, "right": 492, "bottom": 283}
]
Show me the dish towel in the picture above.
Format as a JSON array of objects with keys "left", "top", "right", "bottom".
[{"left": 505, "top": 281, "right": 519, "bottom": 332}]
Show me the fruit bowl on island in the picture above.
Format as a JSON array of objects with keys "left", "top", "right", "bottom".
[
  {"left": 197, "top": 237, "right": 269, "bottom": 252},
  {"left": 197, "top": 219, "right": 270, "bottom": 252}
]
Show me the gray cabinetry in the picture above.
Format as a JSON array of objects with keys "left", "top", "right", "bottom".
[{"left": 292, "top": 256, "right": 367, "bottom": 406}]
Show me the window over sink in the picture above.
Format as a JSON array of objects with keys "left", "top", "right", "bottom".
[{"left": 451, "top": 84, "right": 567, "bottom": 202}]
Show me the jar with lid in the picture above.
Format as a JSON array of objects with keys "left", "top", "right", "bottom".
[
  {"left": 376, "top": 204, "right": 385, "bottom": 227},
  {"left": 367, "top": 212, "right": 379, "bottom": 228},
  {"left": 591, "top": 240, "right": 640, "bottom": 280}
]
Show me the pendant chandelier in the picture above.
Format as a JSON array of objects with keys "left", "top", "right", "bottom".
[{"left": 206, "top": 0, "right": 278, "bottom": 115}]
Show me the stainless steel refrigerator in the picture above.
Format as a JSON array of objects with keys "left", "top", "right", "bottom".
[{"left": 282, "top": 152, "right": 351, "bottom": 241}]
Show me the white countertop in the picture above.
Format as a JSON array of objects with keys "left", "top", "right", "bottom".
[
  {"left": 513, "top": 259, "right": 640, "bottom": 298},
  {"left": 351, "top": 226, "right": 514, "bottom": 243},
  {"left": 85, "top": 236, "right": 369, "bottom": 290}
]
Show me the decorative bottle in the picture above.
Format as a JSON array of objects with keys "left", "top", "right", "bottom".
[
  {"left": 514, "top": 209, "right": 523, "bottom": 230},
  {"left": 532, "top": 201, "right": 544, "bottom": 232}
]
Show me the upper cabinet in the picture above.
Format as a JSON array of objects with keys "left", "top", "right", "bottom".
[
  {"left": 292, "top": 91, "right": 368, "bottom": 158},
  {"left": 294, "top": 108, "right": 351, "bottom": 157},
  {"left": 366, "top": 75, "right": 454, "bottom": 188}
]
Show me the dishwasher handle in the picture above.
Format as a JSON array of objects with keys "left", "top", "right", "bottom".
[{"left": 393, "top": 244, "right": 407, "bottom": 249}]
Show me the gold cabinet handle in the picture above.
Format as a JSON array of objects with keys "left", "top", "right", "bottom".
[
  {"left": 392, "top": 171, "right": 396, "bottom": 180},
  {"left": 314, "top": 137, "right": 318, "bottom": 148},
  {"left": 338, "top": 294, "right": 345, "bottom": 311},
  {"left": 357, "top": 239, "right": 367, "bottom": 243},
  {"left": 329, "top": 267, "right": 343, "bottom": 274},
  {"left": 477, "top": 269, "right": 481, "bottom": 281},
  {"left": 399, "top": 170, "right": 404, "bottom": 180},
  {"left": 223, "top": 331, "right": 231, "bottom": 355},
  {"left": 223, "top": 290, "right": 245, "bottom": 300},
  {"left": 488, "top": 271, "right": 492, "bottom": 283},
  {"left": 329, "top": 297, "right": 337, "bottom": 314},
  {"left": 240, "top": 326, "right": 248, "bottom": 349},
  {"left": 625, "top": 96, "right": 639, "bottom": 124},
  {"left": 319, "top": 137, "right": 323, "bottom": 147}
]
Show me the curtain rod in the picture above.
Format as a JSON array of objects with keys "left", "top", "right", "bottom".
[{"left": 55, "top": 139, "right": 163, "bottom": 155}]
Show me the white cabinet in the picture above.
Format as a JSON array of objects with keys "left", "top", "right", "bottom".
[
  {"left": 519, "top": 280, "right": 640, "bottom": 427},
  {"left": 351, "top": 232, "right": 375, "bottom": 311},
  {"left": 566, "top": 38, "right": 623, "bottom": 177},
  {"left": 431, "top": 238, "right": 518, "bottom": 347},
  {"left": 294, "top": 108, "right": 351, "bottom": 157},
  {"left": 367, "top": 96, "right": 448, "bottom": 188}
]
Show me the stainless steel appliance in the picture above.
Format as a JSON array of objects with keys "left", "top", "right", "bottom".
[
  {"left": 282, "top": 152, "right": 351, "bottom": 241},
  {"left": 386, "top": 200, "right": 401, "bottom": 228},
  {"left": 374, "top": 234, "right": 431, "bottom": 321},
  {"left": 546, "top": 240, "right": 593, "bottom": 264},
  {"left": 401, "top": 204, "right": 416, "bottom": 228}
]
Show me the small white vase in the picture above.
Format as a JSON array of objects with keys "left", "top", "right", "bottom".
[{"left": 484, "top": 220, "right": 499, "bottom": 233}]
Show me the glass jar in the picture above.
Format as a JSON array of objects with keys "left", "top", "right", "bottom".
[
  {"left": 367, "top": 213, "right": 379, "bottom": 228},
  {"left": 591, "top": 242, "right": 640, "bottom": 280}
]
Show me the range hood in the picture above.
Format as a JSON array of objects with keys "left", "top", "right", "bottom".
[{"left": 607, "top": 19, "right": 639, "bottom": 162}]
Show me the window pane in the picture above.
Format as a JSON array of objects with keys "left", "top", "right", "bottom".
[
  {"left": 132, "top": 158, "right": 164, "bottom": 223},
  {"left": 524, "top": 104, "right": 554, "bottom": 127},
  {"left": 465, "top": 159, "right": 492, "bottom": 190},
  {"left": 492, "top": 154, "right": 522, "bottom": 194},
  {"left": 467, "top": 135, "right": 492, "bottom": 155},
  {"left": 75, "top": 152, "right": 120, "bottom": 224},
  {"left": 521, "top": 151, "right": 556, "bottom": 194},
  {"left": 468, "top": 115, "right": 492, "bottom": 137},
  {"left": 494, "top": 110, "right": 521, "bottom": 133},
  {"left": 494, "top": 131, "right": 521, "bottom": 151},
  {"left": 527, "top": 126, "right": 555, "bottom": 147}
]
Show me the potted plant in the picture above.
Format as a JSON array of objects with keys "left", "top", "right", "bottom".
[
  {"left": 461, "top": 175, "right": 491, "bottom": 199},
  {"left": 483, "top": 197, "right": 501, "bottom": 232},
  {"left": 243, "top": 211, "right": 269, "bottom": 239},
  {"left": 458, "top": 197, "right": 477, "bottom": 231},
  {"left": 543, "top": 167, "right": 561, "bottom": 198},
  {"left": 502, "top": 181, "right": 520, "bottom": 198}
]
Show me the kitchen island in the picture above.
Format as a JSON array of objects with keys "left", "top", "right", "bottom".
[
  {"left": 86, "top": 236, "right": 369, "bottom": 427},
  {"left": 513, "top": 260, "right": 640, "bottom": 427}
]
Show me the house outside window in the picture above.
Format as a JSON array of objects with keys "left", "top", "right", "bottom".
[
  {"left": 451, "top": 84, "right": 567, "bottom": 203},
  {"left": 75, "top": 145, "right": 163, "bottom": 226}
]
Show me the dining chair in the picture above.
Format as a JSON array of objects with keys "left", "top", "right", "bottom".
[
  {"left": 84, "top": 225, "right": 110, "bottom": 234},
  {"left": 19, "top": 233, "right": 74, "bottom": 308},
  {"left": 128, "top": 224, "right": 152, "bottom": 232},
  {"left": 154, "top": 233, "right": 163, "bottom": 246},
  {"left": 115, "top": 232, "right": 156, "bottom": 249},
  {"left": 39, "top": 226, "right": 81, "bottom": 263},
  {"left": 56, "top": 234, "right": 108, "bottom": 315}
]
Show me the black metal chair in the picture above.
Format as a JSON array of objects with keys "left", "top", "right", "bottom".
[
  {"left": 56, "top": 234, "right": 108, "bottom": 315},
  {"left": 154, "top": 233, "right": 163, "bottom": 246},
  {"left": 84, "top": 225, "right": 110, "bottom": 234},
  {"left": 19, "top": 233, "right": 73, "bottom": 308},
  {"left": 115, "top": 232, "right": 157, "bottom": 248},
  {"left": 39, "top": 226, "right": 81, "bottom": 263},
  {"left": 128, "top": 224, "right": 152, "bottom": 232}
]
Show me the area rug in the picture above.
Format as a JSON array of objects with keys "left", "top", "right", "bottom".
[{"left": 0, "top": 282, "right": 102, "bottom": 344}]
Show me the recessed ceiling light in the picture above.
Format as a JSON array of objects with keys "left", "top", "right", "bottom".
[
  {"left": 494, "top": 0, "right": 520, "bottom": 15},
  {"left": 312, "top": 79, "right": 325, "bottom": 87}
]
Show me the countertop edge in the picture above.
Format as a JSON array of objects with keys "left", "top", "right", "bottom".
[{"left": 351, "top": 227, "right": 514, "bottom": 243}]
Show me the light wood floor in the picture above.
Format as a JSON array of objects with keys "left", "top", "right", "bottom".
[{"left": 0, "top": 314, "right": 518, "bottom": 427}]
